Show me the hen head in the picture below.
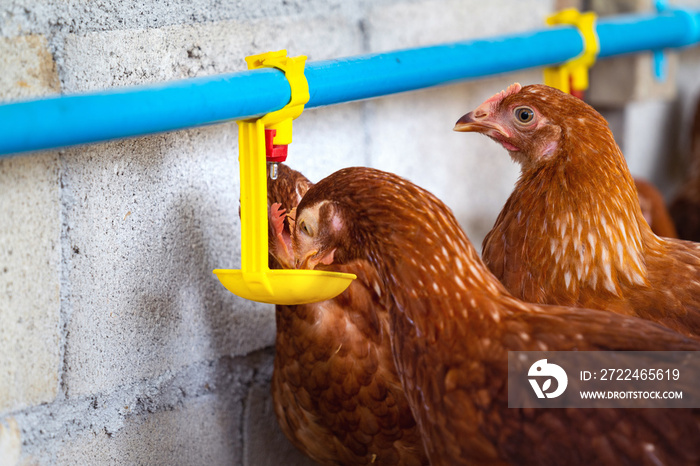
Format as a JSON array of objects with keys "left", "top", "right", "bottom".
[
  {"left": 291, "top": 168, "right": 443, "bottom": 270},
  {"left": 453, "top": 83, "right": 612, "bottom": 172},
  {"left": 268, "top": 163, "right": 313, "bottom": 214},
  {"left": 290, "top": 169, "right": 379, "bottom": 270},
  {"left": 267, "top": 164, "right": 313, "bottom": 269},
  {"left": 292, "top": 197, "right": 347, "bottom": 270}
]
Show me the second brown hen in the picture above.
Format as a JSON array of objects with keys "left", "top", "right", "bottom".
[
  {"left": 455, "top": 83, "right": 700, "bottom": 336},
  {"left": 267, "top": 164, "right": 427, "bottom": 465}
]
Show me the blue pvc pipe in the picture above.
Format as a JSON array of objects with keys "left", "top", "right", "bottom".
[
  {"left": 305, "top": 27, "right": 581, "bottom": 107},
  {"left": 1, "top": 9, "right": 700, "bottom": 156},
  {"left": 597, "top": 10, "right": 700, "bottom": 57},
  {"left": 0, "top": 69, "right": 291, "bottom": 156}
]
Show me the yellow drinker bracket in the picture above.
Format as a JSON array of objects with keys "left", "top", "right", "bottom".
[
  {"left": 543, "top": 9, "right": 599, "bottom": 95},
  {"left": 245, "top": 50, "right": 309, "bottom": 144},
  {"left": 213, "top": 50, "right": 356, "bottom": 305}
]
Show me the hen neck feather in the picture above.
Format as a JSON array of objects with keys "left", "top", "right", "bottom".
[
  {"left": 508, "top": 118, "right": 658, "bottom": 295},
  {"left": 355, "top": 179, "right": 510, "bottom": 338}
]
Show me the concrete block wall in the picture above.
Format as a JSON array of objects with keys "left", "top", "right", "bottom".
[{"left": 2, "top": 1, "right": 700, "bottom": 464}]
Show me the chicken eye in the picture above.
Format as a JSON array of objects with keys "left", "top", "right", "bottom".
[
  {"left": 514, "top": 106, "right": 535, "bottom": 124},
  {"left": 299, "top": 219, "right": 314, "bottom": 237}
]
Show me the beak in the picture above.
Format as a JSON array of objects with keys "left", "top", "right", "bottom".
[
  {"left": 296, "top": 248, "right": 336, "bottom": 270},
  {"left": 453, "top": 111, "right": 511, "bottom": 141},
  {"left": 296, "top": 249, "right": 319, "bottom": 270},
  {"left": 453, "top": 111, "right": 498, "bottom": 133},
  {"left": 453, "top": 111, "right": 481, "bottom": 132}
]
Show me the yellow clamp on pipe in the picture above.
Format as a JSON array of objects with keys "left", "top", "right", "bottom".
[
  {"left": 245, "top": 50, "right": 310, "bottom": 144},
  {"left": 543, "top": 9, "right": 599, "bottom": 94}
]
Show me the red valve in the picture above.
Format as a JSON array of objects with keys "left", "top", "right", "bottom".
[
  {"left": 569, "top": 75, "right": 585, "bottom": 100},
  {"left": 265, "top": 129, "right": 288, "bottom": 163}
]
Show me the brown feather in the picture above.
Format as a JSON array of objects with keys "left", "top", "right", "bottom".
[
  {"left": 457, "top": 84, "right": 700, "bottom": 336},
  {"left": 267, "top": 164, "right": 428, "bottom": 465},
  {"left": 291, "top": 166, "right": 700, "bottom": 466}
]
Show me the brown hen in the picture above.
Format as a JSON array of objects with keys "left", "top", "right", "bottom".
[
  {"left": 455, "top": 83, "right": 700, "bottom": 336},
  {"left": 267, "top": 164, "right": 427, "bottom": 465},
  {"left": 291, "top": 166, "right": 700, "bottom": 466},
  {"left": 670, "top": 94, "right": 700, "bottom": 241}
]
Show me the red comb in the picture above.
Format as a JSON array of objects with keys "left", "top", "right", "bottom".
[{"left": 483, "top": 83, "right": 522, "bottom": 106}]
